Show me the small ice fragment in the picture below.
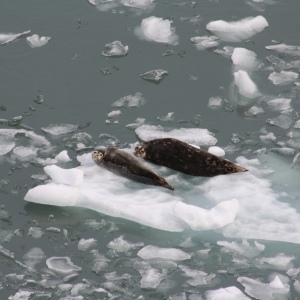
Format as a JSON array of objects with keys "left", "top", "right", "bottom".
[
  {"left": 41, "top": 124, "right": 78, "bottom": 135},
  {"left": 266, "top": 55, "right": 292, "bottom": 70},
  {"left": 208, "top": 146, "right": 225, "bottom": 157},
  {"left": 13, "top": 146, "right": 38, "bottom": 160},
  {"left": 140, "top": 268, "right": 164, "bottom": 289},
  {"left": 234, "top": 70, "right": 260, "bottom": 98},
  {"left": 134, "top": 16, "right": 179, "bottom": 45},
  {"left": 0, "top": 30, "right": 30, "bottom": 45},
  {"left": 179, "top": 265, "right": 215, "bottom": 286},
  {"left": 32, "top": 157, "right": 57, "bottom": 166},
  {"left": 78, "top": 238, "right": 97, "bottom": 251},
  {"left": 259, "top": 132, "right": 276, "bottom": 142},
  {"left": 191, "top": 35, "right": 219, "bottom": 50},
  {"left": 140, "top": 69, "right": 169, "bottom": 83},
  {"left": 268, "top": 71, "right": 298, "bottom": 85},
  {"left": 112, "top": 92, "right": 146, "bottom": 107},
  {"left": 8, "top": 291, "right": 34, "bottom": 300},
  {"left": 46, "top": 257, "right": 81, "bottom": 275},
  {"left": 44, "top": 165, "right": 83, "bottom": 186},
  {"left": 256, "top": 253, "right": 294, "bottom": 271},
  {"left": 206, "top": 286, "right": 250, "bottom": 300},
  {"left": 102, "top": 41, "right": 128, "bottom": 57},
  {"left": 26, "top": 34, "right": 50, "bottom": 48},
  {"left": 45, "top": 227, "right": 61, "bottom": 233},
  {"left": 231, "top": 48, "right": 258, "bottom": 70},
  {"left": 23, "top": 247, "right": 47, "bottom": 267},
  {"left": 126, "top": 118, "right": 145, "bottom": 130},
  {"left": 267, "top": 98, "right": 291, "bottom": 111},
  {"left": 107, "top": 110, "right": 122, "bottom": 118},
  {"left": 105, "top": 119, "right": 118, "bottom": 125},
  {"left": 64, "top": 132, "right": 95, "bottom": 151},
  {"left": 208, "top": 97, "right": 222, "bottom": 109},
  {"left": 0, "top": 210, "right": 11, "bottom": 222},
  {"left": 270, "top": 147, "right": 295, "bottom": 156},
  {"left": 244, "top": 106, "right": 265, "bottom": 116},
  {"left": 25, "top": 131, "right": 50, "bottom": 146},
  {"left": 206, "top": 16, "right": 268, "bottom": 42},
  {"left": 28, "top": 227, "right": 44, "bottom": 238},
  {"left": 157, "top": 112, "right": 174, "bottom": 122},
  {"left": 269, "top": 276, "right": 285, "bottom": 289},
  {"left": 179, "top": 237, "right": 196, "bottom": 248},
  {"left": 107, "top": 235, "right": 144, "bottom": 252},
  {"left": 135, "top": 125, "right": 217, "bottom": 147},
  {"left": 137, "top": 245, "right": 191, "bottom": 260},
  {"left": 266, "top": 43, "right": 300, "bottom": 57},
  {"left": 55, "top": 150, "right": 72, "bottom": 163},
  {"left": 214, "top": 46, "right": 234, "bottom": 58},
  {"left": 0, "top": 245, "right": 14, "bottom": 258},
  {"left": 121, "top": 0, "right": 155, "bottom": 11},
  {"left": 266, "top": 115, "right": 293, "bottom": 129}
]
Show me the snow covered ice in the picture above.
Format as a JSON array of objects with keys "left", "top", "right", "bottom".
[
  {"left": 134, "top": 16, "right": 179, "bottom": 45},
  {"left": 231, "top": 48, "right": 259, "bottom": 71},
  {"left": 26, "top": 34, "right": 50, "bottom": 48},
  {"left": 206, "top": 16, "right": 268, "bottom": 42},
  {"left": 233, "top": 70, "right": 260, "bottom": 99}
]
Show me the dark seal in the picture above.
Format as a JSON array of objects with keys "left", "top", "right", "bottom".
[
  {"left": 92, "top": 147, "right": 174, "bottom": 190},
  {"left": 134, "top": 138, "right": 248, "bottom": 177}
]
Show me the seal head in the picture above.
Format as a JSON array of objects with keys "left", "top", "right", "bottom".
[
  {"left": 92, "top": 149, "right": 105, "bottom": 165},
  {"left": 134, "top": 143, "right": 147, "bottom": 158}
]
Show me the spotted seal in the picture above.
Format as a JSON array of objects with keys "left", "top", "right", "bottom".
[
  {"left": 92, "top": 147, "right": 174, "bottom": 190},
  {"left": 134, "top": 138, "right": 248, "bottom": 176}
]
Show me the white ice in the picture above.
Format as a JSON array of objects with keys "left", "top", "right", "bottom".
[
  {"left": 126, "top": 118, "right": 146, "bottom": 129},
  {"left": 23, "top": 247, "right": 46, "bottom": 268},
  {"left": 206, "top": 286, "right": 250, "bottom": 300},
  {"left": 26, "top": 34, "right": 50, "bottom": 48},
  {"left": 46, "top": 256, "right": 81, "bottom": 276},
  {"left": 107, "top": 235, "right": 144, "bottom": 252},
  {"left": 179, "top": 265, "right": 215, "bottom": 286},
  {"left": 231, "top": 48, "right": 258, "bottom": 71},
  {"left": 55, "top": 150, "right": 72, "bottom": 163},
  {"left": 233, "top": 70, "right": 260, "bottom": 99},
  {"left": 256, "top": 253, "right": 294, "bottom": 271},
  {"left": 44, "top": 165, "right": 83, "bottom": 186},
  {"left": 190, "top": 36, "right": 219, "bottom": 51},
  {"left": 244, "top": 106, "right": 265, "bottom": 116},
  {"left": 157, "top": 112, "right": 174, "bottom": 122},
  {"left": 107, "top": 110, "right": 122, "bottom": 118},
  {"left": 25, "top": 131, "right": 50, "bottom": 146},
  {"left": 121, "top": 0, "right": 155, "bottom": 11},
  {"left": 267, "top": 98, "right": 291, "bottom": 111},
  {"left": 28, "top": 227, "right": 44, "bottom": 238},
  {"left": 41, "top": 124, "right": 78, "bottom": 135},
  {"left": 137, "top": 245, "right": 191, "bottom": 260},
  {"left": 266, "top": 55, "right": 292, "bottom": 70},
  {"left": 266, "top": 43, "right": 300, "bottom": 57},
  {"left": 206, "top": 16, "right": 268, "bottom": 42},
  {"left": 0, "top": 30, "right": 30, "bottom": 45},
  {"left": 112, "top": 92, "right": 146, "bottom": 107},
  {"left": 134, "top": 16, "right": 179, "bottom": 45},
  {"left": 208, "top": 146, "right": 225, "bottom": 157},
  {"left": 13, "top": 146, "right": 38, "bottom": 160},
  {"left": 78, "top": 238, "right": 97, "bottom": 251},
  {"left": 268, "top": 71, "right": 299, "bottom": 85},
  {"left": 135, "top": 125, "right": 217, "bottom": 147},
  {"left": 208, "top": 97, "right": 222, "bottom": 109}
]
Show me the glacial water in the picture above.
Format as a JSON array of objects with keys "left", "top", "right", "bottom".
[{"left": 1, "top": 0, "right": 300, "bottom": 299}]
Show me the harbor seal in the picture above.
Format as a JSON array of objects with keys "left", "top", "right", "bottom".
[
  {"left": 134, "top": 138, "right": 248, "bottom": 177},
  {"left": 92, "top": 147, "right": 174, "bottom": 190}
]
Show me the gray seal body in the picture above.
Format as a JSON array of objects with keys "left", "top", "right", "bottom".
[
  {"left": 92, "top": 147, "right": 174, "bottom": 190},
  {"left": 134, "top": 138, "right": 248, "bottom": 177}
]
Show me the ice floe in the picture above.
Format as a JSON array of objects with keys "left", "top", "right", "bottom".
[
  {"left": 26, "top": 34, "right": 50, "bottom": 48},
  {"left": 107, "top": 235, "right": 144, "bottom": 252},
  {"left": 112, "top": 92, "right": 146, "bottom": 107},
  {"left": 206, "top": 286, "right": 250, "bottom": 300},
  {"left": 134, "top": 16, "right": 179, "bottom": 45},
  {"left": 157, "top": 112, "right": 174, "bottom": 122},
  {"left": 46, "top": 257, "right": 81, "bottom": 276},
  {"left": 267, "top": 98, "right": 291, "bottom": 111},
  {"left": 23, "top": 247, "right": 47, "bottom": 268},
  {"left": 140, "top": 69, "right": 169, "bottom": 83},
  {"left": 266, "top": 55, "right": 292, "bottom": 70},
  {"left": 206, "top": 16, "right": 268, "bottom": 42},
  {"left": 138, "top": 245, "right": 191, "bottom": 260},
  {"left": 231, "top": 48, "right": 258, "bottom": 71},
  {"left": 55, "top": 150, "right": 72, "bottom": 163},
  {"left": 135, "top": 125, "right": 217, "bottom": 146},
  {"left": 0, "top": 129, "right": 26, "bottom": 156},
  {"left": 190, "top": 35, "right": 219, "bottom": 51},
  {"left": 78, "top": 238, "right": 97, "bottom": 251},
  {"left": 266, "top": 43, "right": 300, "bottom": 57},
  {"left": 0, "top": 30, "right": 30, "bottom": 45},
  {"left": 41, "top": 124, "right": 78, "bottom": 136},
  {"left": 13, "top": 146, "right": 38, "bottom": 161},
  {"left": 266, "top": 115, "right": 293, "bottom": 129},
  {"left": 268, "top": 71, "right": 299, "bottom": 85},
  {"left": 102, "top": 41, "right": 128, "bottom": 57},
  {"left": 233, "top": 70, "right": 260, "bottom": 99},
  {"left": 121, "top": 0, "right": 156, "bottom": 12}
]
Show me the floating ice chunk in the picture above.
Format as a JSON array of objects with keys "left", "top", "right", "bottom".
[
  {"left": 206, "top": 286, "right": 250, "bottom": 300},
  {"left": 112, "top": 92, "right": 146, "bottom": 107},
  {"left": 208, "top": 97, "right": 222, "bottom": 109},
  {"left": 23, "top": 247, "right": 46, "bottom": 267},
  {"left": 126, "top": 118, "right": 145, "bottom": 130},
  {"left": 268, "top": 71, "right": 298, "bottom": 85},
  {"left": 13, "top": 146, "right": 38, "bottom": 160},
  {"left": 0, "top": 30, "right": 30, "bottom": 45},
  {"left": 121, "top": 0, "right": 155, "bottom": 11},
  {"left": 135, "top": 16, "right": 179, "bottom": 45},
  {"left": 135, "top": 125, "right": 217, "bottom": 146},
  {"left": 107, "top": 235, "right": 144, "bottom": 252},
  {"left": 173, "top": 199, "right": 239, "bottom": 231},
  {"left": 234, "top": 70, "right": 260, "bottom": 98},
  {"left": 206, "top": 16, "right": 268, "bottom": 42},
  {"left": 231, "top": 48, "right": 258, "bottom": 70},
  {"left": 26, "top": 34, "right": 50, "bottom": 48},
  {"left": 270, "top": 147, "right": 295, "bottom": 156},
  {"left": 178, "top": 237, "right": 196, "bottom": 248},
  {"left": 208, "top": 146, "right": 225, "bottom": 157},
  {"left": 266, "top": 115, "right": 293, "bottom": 129},
  {"left": 217, "top": 239, "right": 265, "bottom": 258},
  {"left": 269, "top": 276, "right": 285, "bottom": 289},
  {"left": 102, "top": 41, "right": 128, "bottom": 57},
  {"left": 179, "top": 265, "right": 214, "bottom": 286},
  {"left": 138, "top": 245, "right": 191, "bottom": 260},
  {"left": 237, "top": 276, "right": 289, "bottom": 299},
  {"left": 266, "top": 55, "right": 292, "bottom": 70},
  {"left": 0, "top": 129, "right": 26, "bottom": 155},
  {"left": 8, "top": 290, "right": 34, "bottom": 300},
  {"left": 140, "top": 69, "right": 169, "bottom": 83},
  {"left": 28, "top": 227, "right": 44, "bottom": 238},
  {"left": 267, "top": 98, "right": 291, "bottom": 111},
  {"left": 64, "top": 132, "right": 95, "bottom": 151},
  {"left": 169, "top": 292, "right": 186, "bottom": 300},
  {"left": 25, "top": 131, "right": 50, "bottom": 146},
  {"left": 256, "top": 253, "right": 294, "bottom": 271},
  {"left": 41, "top": 124, "right": 78, "bottom": 135},
  {"left": 107, "top": 110, "right": 122, "bottom": 118},
  {"left": 286, "top": 267, "right": 300, "bottom": 277},
  {"left": 191, "top": 36, "right": 219, "bottom": 50},
  {"left": 44, "top": 165, "right": 84, "bottom": 186},
  {"left": 78, "top": 238, "right": 97, "bottom": 251},
  {"left": 214, "top": 46, "right": 234, "bottom": 58},
  {"left": 244, "top": 106, "right": 265, "bottom": 116},
  {"left": 259, "top": 132, "right": 276, "bottom": 142},
  {"left": 46, "top": 257, "right": 81, "bottom": 275},
  {"left": 157, "top": 112, "right": 174, "bottom": 122},
  {"left": 140, "top": 268, "right": 164, "bottom": 289},
  {"left": 266, "top": 43, "right": 300, "bottom": 57},
  {"left": 55, "top": 150, "right": 72, "bottom": 163}
]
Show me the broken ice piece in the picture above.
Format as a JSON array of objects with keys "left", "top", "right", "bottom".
[
  {"left": 231, "top": 47, "right": 258, "bottom": 70},
  {"left": 234, "top": 70, "right": 260, "bottom": 98},
  {"left": 0, "top": 30, "right": 30, "bottom": 45},
  {"left": 55, "top": 150, "right": 72, "bottom": 163},
  {"left": 266, "top": 43, "right": 300, "bottom": 57},
  {"left": 157, "top": 112, "right": 174, "bottom": 122},
  {"left": 26, "top": 34, "right": 50, "bottom": 48},
  {"left": 267, "top": 98, "right": 291, "bottom": 111},
  {"left": 208, "top": 97, "right": 222, "bottom": 109},
  {"left": 78, "top": 238, "right": 97, "bottom": 251},
  {"left": 140, "top": 69, "right": 169, "bottom": 83},
  {"left": 126, "top": 118, "right": 145, "bottom": 130},
  {"left": 268, "top": 71, "right": 299, "bottom": 85},
  {"left": 112, "top": 92, "right": 146, "bottom": 107},
  {"left": 137, "top": 245, "right": 191, "bottom": 260},
  {"left": 191, "top": 35, "right": 219, "bottom": 50},
  {"left": 13, "top": 146, "right": 38, "bottom": 160},
  {"left": 244, "top": 106, "right": 265, "bottom": 116},
  {"left": 107, "top": 110, "right": 122, "bottom": 118},
  {"left": 266, "top": 55, "right": 292, "bottom": 70},
  {"left": 121, "top": 0, "right": 156, "bottom": 12},
  {"left": 41, "top": 124, "right": 78, "bottom": 135},
  {"left": 102, "top": 41, "right": 128, "bottom": 57},
  {"left": 266, "top": 115, "right": 293, "bottom": 130},
  {"left": 46, "top": 256, "right": 81, "bottom": 275}
]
